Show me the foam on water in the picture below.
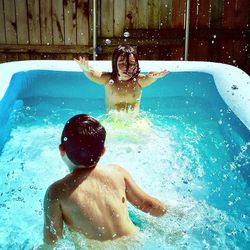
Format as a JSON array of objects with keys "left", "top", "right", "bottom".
[{"left": 0, "top": 98, "right": 249, "bottom": 249}]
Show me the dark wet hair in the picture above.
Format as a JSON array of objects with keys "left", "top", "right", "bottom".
[
  {"left": 111, "top": 45, "right": 140, "bottom": 80},
  {"left": 61, "top": 114, "right": 106, "bottom": 167}
]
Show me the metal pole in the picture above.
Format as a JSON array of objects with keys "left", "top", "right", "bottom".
[
  {"left": 93, "top": 0, "right": 97, "bottom": 60},
  {"left": 184, "top": 0, "right": 190, "bottom": 61}
]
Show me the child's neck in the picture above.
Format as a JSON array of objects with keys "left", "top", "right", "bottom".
[{"left": 70, "top": 164, "right": 97, "bottom": 173}]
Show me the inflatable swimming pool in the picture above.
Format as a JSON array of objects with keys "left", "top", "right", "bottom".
[{"left": 0, "top": 60, "right": 249, "bottom": 249}]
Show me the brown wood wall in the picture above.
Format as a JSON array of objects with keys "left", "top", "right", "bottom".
[{"left": 0, "top": 0, "right": 249, "bottom": 74}]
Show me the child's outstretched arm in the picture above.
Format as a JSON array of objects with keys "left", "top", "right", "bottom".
[
  {"left": 138, "top": 69, "right": 169, "bottom": 88},
  {"left": 43, "top": 185, "right": 63, "bottom": 245},
  {"left": 74, "top": 56, "right": 109, "bottom": 85},
  {"left": 121, "top": 167, "right": 167, "bottom": 217}
]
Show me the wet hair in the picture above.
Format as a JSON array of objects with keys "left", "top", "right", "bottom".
[
  {"left": 111, "top": 45, "right": 140, "bottom": 80},
  {"left": 61, "top": 114, "right": 106, "bottom": 167}
]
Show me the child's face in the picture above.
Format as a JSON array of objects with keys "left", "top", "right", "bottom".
[{"left": 117, "top": 54, "right": 137, "bottom": 79}]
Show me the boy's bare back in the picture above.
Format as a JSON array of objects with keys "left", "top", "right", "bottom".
[{"left": 45, "top": 164, "right": 137, "bottom": 241}]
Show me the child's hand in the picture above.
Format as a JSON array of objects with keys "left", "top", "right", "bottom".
[
  {"left": 147, "top": 69, "right": 169, "bottom": 79},
  {"left": 74, "top": 56, "right": 91, "bottom": 72}
]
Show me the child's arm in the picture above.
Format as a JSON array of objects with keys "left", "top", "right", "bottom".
[
  {"left": 138, "top": 69, "right": 169, "bottom": 88},
  {"left": 74, "top": 56, "right": 110, "bottom": 85},
  {"left": 122, "top": 167, "right": 167, "bottom": 217},
  {"left": 43, "top": 186, "right": 63, "bottom": 245}
]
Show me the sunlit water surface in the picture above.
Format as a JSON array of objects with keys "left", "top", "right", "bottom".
[{"left": 0, "top": 96, "right": 249, "bottom": 249}]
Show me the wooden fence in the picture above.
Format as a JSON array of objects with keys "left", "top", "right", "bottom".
[{"left": 0, "top": 0, "right": 249, "bottom": 74}]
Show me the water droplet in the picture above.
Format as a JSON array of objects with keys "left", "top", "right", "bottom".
[
  {"left": 95, "top": 46, "right": 103, "bottom": 53},
  {"left": 109, "top": 79, "right": 114, "bottom": 85},
  {"left": 218, "top": 120, "right": 223, "bottom": 125},
  {"left": 63, "top": 137, "right": 68, "bottom": 141},
  {"left": 104, "top": 39, "right": 111, "bottom": 45},
  {"left": 123, "top": 31, "right": 130, "bottom": 38}
]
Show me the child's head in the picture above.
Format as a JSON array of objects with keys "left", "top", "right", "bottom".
[
  {"left": 60, "top": 114, "right": 106, "bottom": 168},
  {"left": 112, "top": 45, "right": 140, "bottom": 80}
]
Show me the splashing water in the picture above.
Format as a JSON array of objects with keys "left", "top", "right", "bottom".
[{"left": 0, "top": 97, "right": 249, "bottom": 249}]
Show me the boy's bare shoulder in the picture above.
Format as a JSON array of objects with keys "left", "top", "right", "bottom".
[
  {"left": 103, "top": 164, "right": 130, "bottom": 176},
  {"left": 46, "top": 175, "right": 70, "bottom": 199}
]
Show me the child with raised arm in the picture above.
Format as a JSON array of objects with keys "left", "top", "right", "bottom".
[
  {"left": 74, "top": 45, "right": 169, "bottom": 112},
  {"left": 43, "top": 114, "right": 167, "bottom": 245}
]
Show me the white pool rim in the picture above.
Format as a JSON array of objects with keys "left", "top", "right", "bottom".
[{"left": 0, "top": 60, "right": 249, "bottom": 130}]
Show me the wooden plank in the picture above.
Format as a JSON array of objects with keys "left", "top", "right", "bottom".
[
  {"left": 29, "top": 53, "right": 42, "bottom": 60},
  {"left": 6, "top": 53, "right": 18, "bottom": 61},
  {"left": 18, "top": 53, "right": 30, "bottom": 60},
  {"left": 223, "top": 0, "right": 249, "bottom": 28},
  {"left": 220, "top": 39, "right": 233, "bottom": 64},
  {"left": 171, "top": 0, "right": 186, "bottom": 28},
  {"left": 208, "top": 36, "right": 221, "bottom": 62},
  {"left": 97, "top": 0, "right": 101, "bottom": 36},
  {"left": 27, "top": 0, "right": 41, "bottom": 44},
  {"left": 0, "top": 44, "right": 92, "bottom": 53},
  {"left": 190, "top": 0, "right": 210, "bottom": 29},
  {"left": 170, "top": 46, "right": 184, "bottom": 60},
  {"left": 197, "top": 39, "right": 209, "bottom": 60},
  {"left": 15, "top": 0, "right": 29, "bottom": 44},
  {"left": 189, "top": 37, "right": 209, "bottom": 60},
  {"left": 65, "top": 53, "right": 74, "bottom": 59},
  {"left": 232, "top": 40, "right": 248, "bottom": 67},
  {"left": 52, "top": 0, "right": 64, "bottom": 44},
  {"left": 88, "top": 0, "right": 93, "bottom": 41},
  {"left": 148, "top": 0, "right": 159, "bottom": 29},
  {"left": 127, "top": 28, "right": 185, "bottom": 38},
  {"left": 190, "top": 0, "right": 198, "bottom": 28},
  {"left": 159, "top": 0, "right": 172, "bottom": 28},
  {"left": 4, "top": 0, "right": 17, "bottom": 44},
  {"left": 197, "top": 0, "right": 210, "bottom": 28},
  {"left": 0, "top": 0, "right": 6, "bottom": 43},
  {"left": 101, "top": 0, "right": 114, "bottom": 37},
  {"left": 0, "top": 53, "right": 7, "bottom": 62},
  {"left": 210, "top": 0, "right": 223, "bottom": 28},
  {"left": 114, "top": 0, "right": 125, "bottom": 36},
  {"left": 97, "top": 37, "right": 183, "bottom": 46},
  {"left": 53, "top": 54, "right": 66, "bottom": 60},
  {"left": 125, "top": 0, "right": 138, "bottom": 29},
  {"left": 158, "top": 45, "right": 173, "bottom": 59},
  {"left": 138, "top": 0, "right": 148, "bottom": 29},
  {"left": 40, "top": 0, "right": 53, "bottom": 45},
  {"left": 76, "top": 0, "right": 89, "bottom": 45},
  {"left": 64, "top": 0, "right": 77, "bottom": 45}
]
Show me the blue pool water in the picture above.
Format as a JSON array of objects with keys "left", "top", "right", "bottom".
[{"left": 0, "top": 71, "right": 249, "bottom": 249}]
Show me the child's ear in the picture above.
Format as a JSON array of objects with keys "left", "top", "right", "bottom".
[
  {"left": 59, "top": 144, "right": 65, "bottom": 156},
  {"left": 100, "top": 146, "right": 106, "bottom": 157}
]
